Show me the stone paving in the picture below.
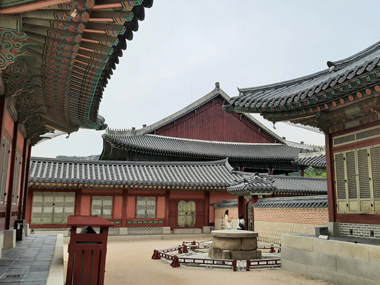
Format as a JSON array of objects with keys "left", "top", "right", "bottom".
[{"left": 0, "top": 235, "right": 56, "bottom": 284}]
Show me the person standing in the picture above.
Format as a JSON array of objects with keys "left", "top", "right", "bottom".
[
  {"left": 224, "top": 210, "right": 233, "bottom": 230},
  {"left": 237, "top": 215, "right": 245, "bottom": 230}
]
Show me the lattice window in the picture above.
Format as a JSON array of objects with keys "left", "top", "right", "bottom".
[
  {"left": 346, "top": 151, "right": 357, "bottom": 199},
  {"left": 371, "top": 146, "right": 380, "bottom": 198},
  {"left": 333, "top": 134, "right": 355, "bottom": 146},
  {"left": 136, "top": 197, "right": 156, "bottom": 219},
  {"left": 31, "top": 192, "right": 75, "bottom": 224},
  {"left": 12, "top": 153, "right": 22, "bottom": 205},
  {"left": 91, "top": 196, "right": 113, "bottom": 219},
  {"left": 356, "top": 127, "right": 380, "bottom": 140},
  {"left": 0, "top": 137, "right": 10, "bottom": 204},
  {"left": 358, "top": 149, "right": 371, "bottom": 199},
  {"left": 334, "top": 153, "right": 346, "bottom": 200}
]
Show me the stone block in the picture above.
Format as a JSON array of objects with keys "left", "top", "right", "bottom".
[
  {"left": 306, "top": 265, "right": 358, "bottom": 285},
  {"left": 292, "top": 248, "right": 309, "bottom": 266},
  {"left": 369, "top": 245, "right": 380, "bottom": 264},
  {"left": 281, "top": 234, "right": 313, "bottom": 251},
  {"left": 241, "top": 237, "right": 257, "bottom": 250},
  {"left": 213, "top": 236, "right": 242, "bottom": 250},
  {"left": 280, "top": 247, "right": 293, "bottom": 261},
  {"left": 230, "top": 249, "right": 261, "bottom": 260},
  {"left": 3, "top": 230, "right": 16, "bottom": 249},
  {"left": 352, "top": 258, "right": 380, "bottom": 281},
  {"left": 212, "top": 230, "right": 258, "bottom": 238},
  {"left": 337, "top": 241, "right": 369, "bottom": 261},
  {"left": 119, "top": 228, "right": 128, "bottom": 235},
  {"left": 202, "top": 226, "right": 213, "bottom": 234},
  {"left": 336, "top": 256, "right": 358, "bottom": 276},
  {"left": 24, "top": 223, "right": 30, "bottom": 236},
  {"left": 222, "top": 250, "right": 231, "bottom": 259},
  {"left": 306, "top": 251, "right": 336, "bottom": 271},
  {"left": 208, "top": 248, "right": 223, "bottom": 259},
  {"left": 315, "top": 226, "right": 328, "bottom": 236},
  {"left": 162, "top": 227, "right": 171, "bottom": 234},
  {"left": 281, "top": 259, "right": 306, "bottom": 275},
  {"left": 357, "top": 277, "right": 380, "bottom": 285},
  {"left": 173, "top": 228, "right": 201, "bottom": 234},
  {"left": 324, "top": 222, "right": 340, "bottom": 237}
]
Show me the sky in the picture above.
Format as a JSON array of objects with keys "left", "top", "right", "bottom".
[{"left": 32, "top": 0, "right": 380, "bottom": 157}]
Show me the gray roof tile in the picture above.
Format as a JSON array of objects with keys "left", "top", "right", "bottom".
[
  {"left": 293, "top": 154, "right": 326, "bottom": 169},
  {"left": 253, "top": 195, "right": 328, "bottom": 208},
  {"left": 228, "top": 40, "right": 380, "bottom": 108},
  {"left": 29, "top": 157, "right": 244, "bottom": 189},
  {"left": 102, "top": 134, "right": 303, "bottom": 162}
]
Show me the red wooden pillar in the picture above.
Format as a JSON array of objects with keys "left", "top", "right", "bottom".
[
  {"left": 5, "top": 122, "right": 18, "bottom": 230},
  {"left": 301, "top": 168, "right": 304, "bottom": 177},
  {"left": 204, "top": 191, "right": 209, "bottom": 226},
  {"left": 325, "top": 133, "right": 336, "bottom": 222},
  {"left": 0, "top": 96, "right": 4, "bottom": 139},
  {"left": 22, "top": 145, "right": 32, "bottom": 220},
  {"left": 18, "top": 138, "right": 29, "bottom": 219},
  {"left": 164, "top": 190, "right": 170, "bottom": 227},
  {"left": 270, "top": 168, "right": 274, "bottom": 175},
  {"left": 238, "top": 196, "right": 245, "bottom": 228},
  {"left": 251, "top": 196, "right": 258, "bottom": 231},
  {"left": 122, "top": 189, "right": 128, "bottom": 227}
]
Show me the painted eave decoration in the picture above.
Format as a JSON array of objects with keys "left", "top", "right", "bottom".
[
  {"left": 223, "top": 40, "right": 380, "bottom": 133},
  {"left": 0, "top": 0, "right": 153, "bottom": 144}
]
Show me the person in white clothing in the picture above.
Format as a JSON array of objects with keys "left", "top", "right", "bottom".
[
  {"left": 224, "top": 210, "right": 233, "bottom": 230},
  {"left": 237, "top": 215, "right": 245, "bottom": 230}
]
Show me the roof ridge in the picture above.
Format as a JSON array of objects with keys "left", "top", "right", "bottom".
[
  {"left": 31, "top": 156, "right": 230, "bottom": 166},
  {"left": 237, "top": 40, "right": 380, "bottom": 93},
  {"left": 268, "top": 175, "right": 327, "bottom": 181}
]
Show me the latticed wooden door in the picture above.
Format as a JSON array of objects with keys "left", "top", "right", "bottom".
[
  {"left": 92, "top": 196, "right": 113, "bottom": 219},
  {"left": 136, "top": 197, "right": 156, "bottom": 218},
  {"left": 178, "top": 200, "right": 196, "bottom": 227}
]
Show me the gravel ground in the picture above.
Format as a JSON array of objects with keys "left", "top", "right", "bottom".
[{"left": 65, "top": 238, "right": 333, "bottom": 285}]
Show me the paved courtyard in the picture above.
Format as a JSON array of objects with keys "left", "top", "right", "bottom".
[{"left": 64, "top": 238, "right": 333, "bottom": 285}]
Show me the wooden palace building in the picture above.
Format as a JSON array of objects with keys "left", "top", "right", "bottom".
[
  {"left": 223, "top": 40, "right": 380, "bottom": 283},
  {"left": 0, "top": 0, "right": 154, "bottom": 246}
]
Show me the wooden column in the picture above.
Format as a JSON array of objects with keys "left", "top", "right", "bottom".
[
  {"left": 164, "top": 190, "right": 170, "bottom": 227},
  {"left": 18, "top": 138, "right": 29, "bottom": 219},
  {"left": 0, "top": 95, "right": 4, "bottom": 140},
  {"left": 6, "top": 122, "right": 18, "bottom": 229},
  {"left": 122, "top": 189, "right": 128, "bottom": 227},
  {"left": 251, "top": 196, "right": 258, "bottom": 231},
  {"left": 204, "top": 191, "right": 209, "bottom": 226},
  {"left": 22, "top": 145, "right": 32, "bottom": 220},
  {"left": 325, "top": 133, "right": 336, "bottom": 222},
  {"left": 301, "top": 168, "right": 304, "bottom": 177},
  {"left": 238, "top": 196, "right": 245, "bottom": 227}
]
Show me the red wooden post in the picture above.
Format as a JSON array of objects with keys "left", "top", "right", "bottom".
[
  {"left": 171, "top": 256, "right": 180, "bottom": 268},
  {"left": 66, "top": 216, "right": 113, "bottom": 285},
  {"left": 278, "top": 244, "right": 281, "bottom": 253},
  {"left": 270, "top": 244, "right": 275, "bottom": 253},
  {"left": 246, "top": 260, "right": 250, "bottom": 271},
  {"left": 232, "top": 260, "right": 237, "bottom": 271},
  {"left": 151, "top": 250, "right": 161, "bottom": 260},
  {"left": 182, "top": 241, "right": 188, "bottom": 253}
]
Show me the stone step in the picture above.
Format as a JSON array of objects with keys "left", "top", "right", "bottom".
[{"left": 173, "top": 228, "right": 202, "bottom": 234}]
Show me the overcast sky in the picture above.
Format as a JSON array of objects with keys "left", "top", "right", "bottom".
[{"left": 32, "top": 0, "right": 380, "bottom": 158}]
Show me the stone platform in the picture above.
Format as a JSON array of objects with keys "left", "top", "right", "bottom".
[{"left": 209, "top": 230, "right": 261, "bottom": 260}]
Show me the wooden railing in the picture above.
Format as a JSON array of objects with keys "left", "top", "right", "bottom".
[{"left": 152, "top": 240, "right": 281, "bottom": 271}]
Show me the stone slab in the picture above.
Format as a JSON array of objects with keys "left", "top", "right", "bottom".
[
  {"left": 222, "top": 250, "right": 231, "bottom": 259},
  {"left": 213, "top": 236, "right": 242, "bottom": 250},
  {"left": 173, "top": 229, "right": 201, "bottom": 234},
  {"left": 281, "top": 234, "right": 313, "bottom": 251},
  {"left": 281, "top": 259, "right": 307, "bottom": 275},
  {"left": 202, "top": 226, "right": 214, "bottom": 234},
  {"left": 162, "top": 227, "right": 171, "bottom": 234},
  {"left": 241, "top": 238, "right": 257, "bottom": 250},
  {"left": 324, "top": 222, "right": 340, "bottom": 237},
  {"left": 3, "top": 230, "right": 16, "bottom": 249},
  {"left": 230, "top": 250, "right": 261, "bottom": 260},
  {"left": 208, "top": 248, "right": 223, "bottom": 259},
  {"left": 212, "top": 230, "right": 258, "bottom": 238},
  {"left": 119, "top": 228, "right": 128, "bottom": 235}
]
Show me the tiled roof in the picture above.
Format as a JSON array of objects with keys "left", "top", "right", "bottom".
[
  {"left": 29, "top": 157, "right": 244, "bottom": 189},
  {"left": 105, "top": 83, "right": 286, "bottom": 143},
  {"left": 253, "top": 195, "right": 328, "bottom": 208},
  {"left": 227, "top": 40, "right": 380, "bottom": 109},
  {"left": 227, "top": 175, "right": 327, "bottom": 196},
  {"left": 293, "top": 154, "right": 326, "bottom": 169},
  {"left": 101, "top": 134, "right": 303, "bottom": 162},
  {"left": 227, "top": 175, "right": 277, "bottom": 196},
  {"left": 213, "top": 195, "right": 328, "bottom": 209}
]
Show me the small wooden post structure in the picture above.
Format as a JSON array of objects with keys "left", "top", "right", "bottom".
[{"left": 66, "top": 215, "right": 114, "bottom": 285}]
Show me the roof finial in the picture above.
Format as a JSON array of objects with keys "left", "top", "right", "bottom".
[
  {"left": 215, "top": 82, "right": 220, "bottom": 90},
  {"left": 327, "top": 61, "right": 336, "bottom": 72}
]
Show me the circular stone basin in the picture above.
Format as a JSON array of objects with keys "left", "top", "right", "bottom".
[
  {"left": 212, "top": 230, "right": 258, "bottom": 238},
  {"left": 209, "top": 230, "right": 261, "bottom": 260}
]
